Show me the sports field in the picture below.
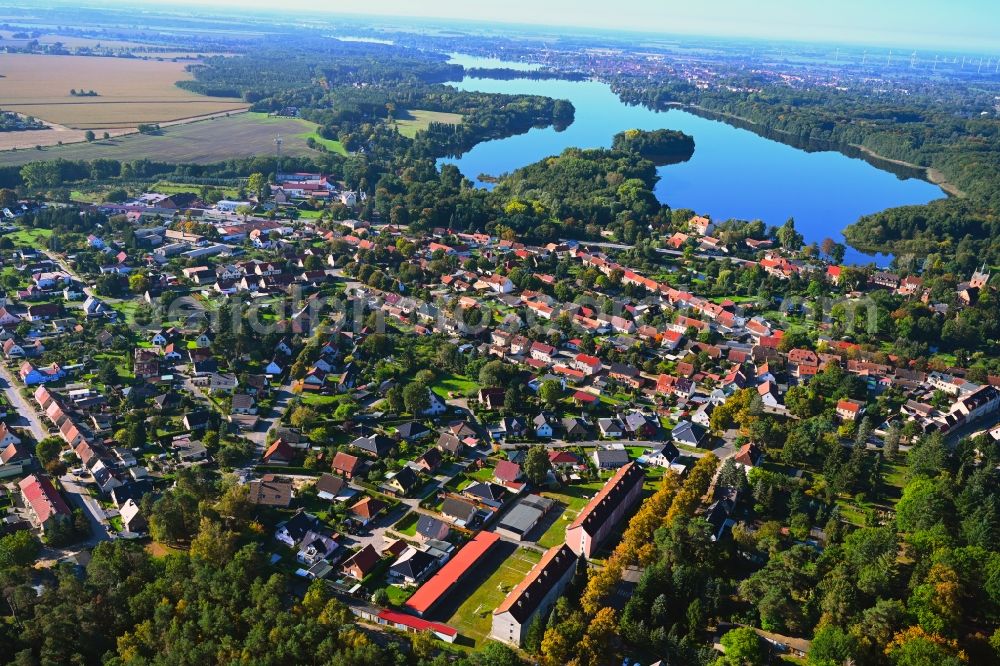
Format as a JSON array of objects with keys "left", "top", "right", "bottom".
[
  {"left": 0, "top": 112, "right": 338, "bottom": 166},
  {"left": 443, "top": 544, "right": 542, "bottom": 646},
  {"left": 0, "top": 53, "right": 247, "bottom": 129}
]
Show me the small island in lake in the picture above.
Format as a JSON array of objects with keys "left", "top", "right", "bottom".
[{"left": 612, "top": 128, "right": 695, "bottom": 165}]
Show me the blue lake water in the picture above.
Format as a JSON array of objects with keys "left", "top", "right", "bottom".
[{"left": 440, "top": 54, "right": 945, "bottom": 266}]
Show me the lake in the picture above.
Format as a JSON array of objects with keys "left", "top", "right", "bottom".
[{"left": 440, "top": 54, "right": 945, "bottom": 266}]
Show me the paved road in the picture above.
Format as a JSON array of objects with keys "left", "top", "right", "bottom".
[
  {"left": 59, "top": 474, "right": 112, "bottom": 543},
  {"left": 247, "top": 383, "right": 297, "bottom": 455},
  {"left": 0, "top": 364, "right": 48, "bottom": 441},
  {"left": 498, "top": 438, "right": 708, "bottom": 457},
  {"left": 566, "top": 238, "right": 757, "bottom": 266}
]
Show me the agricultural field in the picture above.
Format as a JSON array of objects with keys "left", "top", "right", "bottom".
[
  {"left": 393, "top": 109, "right": 463, "bottom": 139},
  {"left": 0, "top": 112, "right": 330, "bottom": 166},
  {"left": 0, "top": 53, "right": 247, "bottom": 130},
  {"left": 0, "top": 30, "right": 158, "bottom": 50}
]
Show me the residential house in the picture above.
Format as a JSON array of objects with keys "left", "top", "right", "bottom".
[
  {"left": 119, "top": 499, "right": 147, "bottom": 534},
  {"left": 671, "top": 420, "right": 707, "bottom": 447},
  {"left": 597, "top": 417, "right": 624, "bottom": 438},
  {"left": 389, "top": 547, "right": 438, "bottom": 585},
  {"left": 440, "top": 497, "right": 478, "bottom": 527},
  {"left": 733, "top": 442, "right": 764, "bottom": 473},
  {"left": 18, "top": 474, "right": 71, "bottom": 533},
  {"left": 332, "top": 451, "right": 363, "bottom": 479},
  {"left": 382, "top": 466, "right": 421, "bottom": 497},
  {"left": 533, "top": 412, "right": 556, "bottom": 438},
  {"left": 342, "top": 545, "right": 381, "bottom": 580},
  {"left": 836, "top": 398, "right": 865, "bottom": 422},
  {"left": 263, "top": 439, "right": 296, "bottom": 465},
  {"left": 315, "top": 473, "right": 347, "bottom": 501},
  {"left": 249, "top": 474, "right": 293, "bottom": 507},
  {"left": 349, "top": 496, "right": 386, "bottom": 526},
  {"left": 415, "top": 447, "right": 442, "bottom": 473},
  {"left": 415, "top": 515, "right": 451, "bottom": 542},
  {"left": 593, "top": 448, "right": 630, "bottom": 469}
]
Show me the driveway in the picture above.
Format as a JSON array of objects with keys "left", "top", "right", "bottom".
[
  {"left": 246, "top": 382, "right": 296, "bottom": 456},
  {"left": 0, "top": 364, "right": 48, "bottom": 441}
]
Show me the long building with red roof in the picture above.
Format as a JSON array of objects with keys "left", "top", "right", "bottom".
[
  {"left": 375, "top": 609, "right": 457, "bottom": 643},
  {"left": 490, "top": 543, "right": 578, "bottom": 647},
  {"left": 405, "top": 531, "right": 500, "bottom": 617},
  {"left": 565, "top": 461, "right": 645, "bottom": 558}
]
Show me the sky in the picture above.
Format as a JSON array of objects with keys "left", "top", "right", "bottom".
[{"left": 127, "top": 0, "right": 1000, "bottom": 51}]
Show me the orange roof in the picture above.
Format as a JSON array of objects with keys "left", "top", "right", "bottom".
[{"left": 405, "top": 532, "right": 500, "bottom": 615}]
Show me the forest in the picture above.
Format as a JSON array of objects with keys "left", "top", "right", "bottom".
[{"left": 611, "top": 128, "right": 695, "bottom": 165}]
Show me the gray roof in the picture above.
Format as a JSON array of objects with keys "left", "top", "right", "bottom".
[
  {"left": 594, "top": 449, "right": 630, "bottom": 465},
  {"left": 498, "top": 503, "right": 544, "bottom": 536}
]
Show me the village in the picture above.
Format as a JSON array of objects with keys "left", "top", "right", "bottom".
[{"left": 1, "top": 170, "right": 998, "bottom": 654}]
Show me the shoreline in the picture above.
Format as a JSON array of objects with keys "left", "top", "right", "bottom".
[
  {"left": 848, "top": 143, "right": 963, "bottom": 197},
  {"left": 664, "top": 101, "right": 962, "bottom": 198}
]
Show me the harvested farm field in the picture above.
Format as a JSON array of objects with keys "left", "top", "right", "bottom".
[
  {"left": 0, "top": 112, "right": 333, "bottom": 166},
  {"left": 0, "top": 53, "right": 247, "bottom": 129}
]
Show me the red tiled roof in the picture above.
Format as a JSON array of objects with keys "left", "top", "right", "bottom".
[
  {"left": 377, "top": 610, "right": 458, "bottom": 637},
  {"left": 18, "top": 474, "right": 70, "bottom": 524},
  {"left": 493, "top": 460, "right": 521, "bottom": 483},
  {"left": 263, "top": 438, "right": 294, "bottom": 462},
  {"left": 405, "top": 532, "right": 500, "bottom": 615}
]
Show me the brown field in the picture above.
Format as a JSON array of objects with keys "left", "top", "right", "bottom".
[
  {"left": 0, "top": 53, "right": 248, "bottom": 129},
  {"left": 0, "top": 112, "right": 327, "bottom": 166}
]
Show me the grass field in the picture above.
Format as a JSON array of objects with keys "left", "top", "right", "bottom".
[
  {"left": 0, "top": 54, "right": 247, "bottom": 130},
  {"left": 432, "top": 372, "right": 478, "bottom": 398},
  {"left": 243, "top": 112, "right": 347, "bottom": 156},
  {"left": 151, "top": 180, "right": 242, "bottom": 198},
  {"left": 0, "top": 112, "right": 329, "bottom": 166},
  {"left": 4, "top": 228, "right": 53, "bottom": 247},
  {"left": 394, "top": 109, "right": 463, "bottom": 139},
  {"left": 445, "top": 545, "right": 542, "bottom": 646}
]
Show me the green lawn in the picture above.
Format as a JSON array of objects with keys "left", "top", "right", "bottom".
[
  {"left": 297, "top": 128, "right": 347, "bottom": 155},
  {"left": 394, "top": 109, "right": 463, "bottom": 139},
  {"left": 152, "top": 180, "right": 241, "bottom": 198},
  {"left": 393, "top": 511, "right": 419, "bottom": 537},
  {"left": 300, "top": 393, "right": 351, "bottom": 408},
  {"left": 242, "top": 112, "right": 347, "bottom": 155},
  {"left": 535, "top": 505, "right": 573, "bottom": 549},
  {"left": 446, "top": 547, "right": 542, "bottom": 646},
  {"left": 433, "top": 373, "right": 478, "bottom": 398},
  {"left": 542, "top": 481, "right": 605, "bottom": 513},
  {"left": 385, "top": 585, "right": 414, "bottom": 606},
  {"left": 5, "top": 228, "right": 53, "bottom": 248}
]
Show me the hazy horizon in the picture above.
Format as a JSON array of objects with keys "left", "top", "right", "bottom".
[{"left": 111, "top": 0, "right": 1000, "bottom": 52}]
